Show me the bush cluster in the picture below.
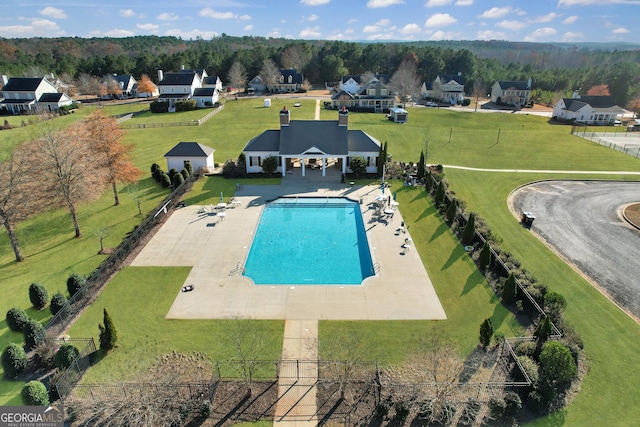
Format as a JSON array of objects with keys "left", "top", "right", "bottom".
[
  {"left": 29, "top": 282, "right": 48, "bottom": 310},
  {"left": 66, "top": 273, "right": 86, "bottom": 297},
  {"left": 21, "top": 381, "right": 49, "bottom": 406},
  {"left": 55, "top": 344, "right": 80, "bottom": 370},
  {"left": 6, "top": 308, "right": 29, "bottom": 332},
  {"left": 50, "top": 292, "right": 68, "bottom": 315},
  {"left": 1, "top": 343, "right": 27, "bottom": 378}
]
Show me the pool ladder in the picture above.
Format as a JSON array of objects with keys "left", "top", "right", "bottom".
[
  {"left": 373, "top": 262, "right": 380, "bottom": 274},
  {"left": 229, "top": 262, "right": 244, "bottom": 276}
]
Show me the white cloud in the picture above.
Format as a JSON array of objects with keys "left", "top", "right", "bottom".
[
  {"left": 137, "top": 23, "right": 159, "bottom": 32},
  {"left": 40, "top": 7, "right": 67, "bottom": 19},
  {"left": 562, "top": 31, "right": 583, "bottom": 41},
  {"left": 613, "top": 27, "right": 630, "bottom": 34},
  {"left": 300, "top": 0, "right": 330, "bottom": 5},
  {"left": 478, "top": 7, "right": 511, "bottom": 19},
  {"left": 425, "top": 0, "right": 452, "bottom": 7},
  {"left": 120, "top": 9, "right": 135, "bottom": 18},
  {"left": 534, "top": 13, "right": 559, "bottom": 23},
  {"left": 165, "top": 28, "right": 218, "bottom": 39},
  {"left": 157, "top": 12, "right": 179, "bottom": 21},
  {"left": 244, "top": 24, "right": 253, "bottom": 31},
  {"left": 266, "top": 30, "right": 281, "bottom": 37},
  {"left": 367, "top": 32, "right": 397, "bottom": 40},
  {"left": 238, "top": 14, "right": 251, "bottom": 21},
  {"left": 399, "top": 23, "right": 423, "bottom": 34},
  {"left": 476, "top": 29, "right": 507, "bottom": 40},
  {"left": 562, "top": 15, "right": 579, "bottom": 24},
  {"left": 299, "top": 26, "right": 322, "bottom": 38},
  {"left": 367, "top": 0, "right": 406, "bottom": 8},
  {"left": 425, "top": 13, "right": 457, "bottom": 27},
  {"left": 199, "top": 8, "right": 235, "bottom": 19},
  {"left": 0, "top": 19, "right": 66, "bottom": 37},
  {"left": 496, "top": 20, "right": 528, "bottom": 31},
  {"left": 345, "top": 28, "right": 355, "bottom": 33},
  {"left": 455, "top": 0, "right": 473, "bottom": 5},
  {"left": 363, "top": 18, "right": 391, "bottom": 32},
  {"left": 347, "top": 18, "right": 358, "bottom": 24},
  {"left": 429, "top": 30, "right": 459, "bottom": 40},
  {"left": 525, "top": 27, "right": 557, "bottom": 41},
  {"left": 327, "top": 32, "right": 350, "bottom": 40},
  {"left": 305, "top": 14, "right": 319, "bottom": 21},
  {"left": 103, "top": 28, "right": 136, "bottom": 37}
]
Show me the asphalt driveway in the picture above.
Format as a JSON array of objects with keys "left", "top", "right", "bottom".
[{"left": 510, "top": 181, "right": 640, "bottom": 320}]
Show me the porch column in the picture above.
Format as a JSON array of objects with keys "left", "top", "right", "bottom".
[
  {"left": 342, "top": 156, "right": 347, "bottom": 174},
  {"left": 302, "top": 157, "right": 306, "bottom": 177},
  {"left": 281, "top": 156, "right": 286, "bottom": 176},
  {"left": 321, "top": 156, "right": 326, "bottom": 177}
]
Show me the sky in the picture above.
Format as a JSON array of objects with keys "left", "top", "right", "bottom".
[{"left": 1, "top": 0, "right": 639, "bottom": 44}]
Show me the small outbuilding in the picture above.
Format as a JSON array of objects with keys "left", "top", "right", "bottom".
[
  {"left": 164, "top": 142, "right": 215, "bottom": 174},
  {"left": 389, "top": 107, "right": 408, "bottom": 123}
]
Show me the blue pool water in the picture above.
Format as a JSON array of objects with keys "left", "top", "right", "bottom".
[{"left": 243, "top": 197, "right": 374, "bottom": 285}]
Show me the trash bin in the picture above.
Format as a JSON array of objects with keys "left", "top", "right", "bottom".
[{"left": 521, "top": 212, "right": 535, "bottom": 227}]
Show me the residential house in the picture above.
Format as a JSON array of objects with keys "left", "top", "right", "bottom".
[
  {"left": 164, "top": 142, "right": 215, "bottom": 174},
  {"left": 330, "top": 79, "right": 395, "bottom": 112},
  {"left": 490, "top": 78, "right": 532, "bottom": 107},
  {"left": 0, "top": 76, "right": 73, "bottom": 113},
  {"left": 192, "top": 87, "right": 219, "bottom": 107},
  {"left": 243, "top": 107, "right": 381, "bottom": 177},
  {"left": 248, "top": 75, "right": 265, "bottom": 92},
  {"left": 422, "top": 74, "right": 465, "bottom": 104},
  {"left": 251, "top": 69, "right": 304, "bottom": 93},
  {"left": 113, "top": 75, "right": 137, "bottom": 98},
  {"left": 552, "top": 93, "right": 624, "bottom": 125},
  {"left": 202, "top": 76, "right": 223, "bottom": 92},
  {"left": 136, "top": 81, "right": 159, "bottom": 98},
  {"left": 157, "top": 70, "right": 202, "bottom": 111},
  {"left": 339, "top": 74, "right": 390, "bottom": 94}
]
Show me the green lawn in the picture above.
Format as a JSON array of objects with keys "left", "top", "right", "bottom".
[{"left": 2, "top": 99, "right": 640, "bottom": 424}]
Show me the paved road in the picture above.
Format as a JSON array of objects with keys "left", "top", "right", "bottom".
[{"left": 511, "top": 181, "right": 640, "bottom": 319}]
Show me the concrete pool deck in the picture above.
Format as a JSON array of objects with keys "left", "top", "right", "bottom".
[{"left": 131, "top": 172, "right": 446, "bottom": 321}]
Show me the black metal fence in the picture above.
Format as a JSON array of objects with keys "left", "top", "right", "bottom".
[
  {"left": 55, "top": 338, "right": 97, "bottom": 400},
  {"left": 39, "top": 175, "right": 197, "bottom": 343}
]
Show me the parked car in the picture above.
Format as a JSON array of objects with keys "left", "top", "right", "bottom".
[
  {"left": 628, "top": 124, "right": 640, "bottom": 132},
  {"left": 425, "top": 101, "right": 437, "bottom": 107}
]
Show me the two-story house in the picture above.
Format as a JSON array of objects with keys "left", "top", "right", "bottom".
[
  {"left": 157, "top": 70, "right": 202, "bottom": 111},
  {"left": 490, "top": 78, "right": 532, "bottom": 107},
  {"left": 330, "top": 78, "right": 395, "bottom": 112},
  {"left": 339, "top": 74, "right": 390, "bottom": 94},
  {"left": 422, "top": 74, "right": 465, "bottom": 104},
  {"left": 249, "top": 69, "right": 304, "bottom": 94},
  {"left": 553, "top": 93, "right": 624, "bottom": 125},
  {"left": 114, "top": 75, "right": 137, "bottom": 98},
  {"left": 0, "top": 76, "right": 73, "bottom": 114}
]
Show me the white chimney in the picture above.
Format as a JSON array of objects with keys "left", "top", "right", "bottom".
[
  {"left": 527, "top": 77, "right": 532, "bottom": 89},
  {"left": 181, "top": 64, "right": 185, "bottom": 71},
  {"left": 1, "top": 75, "right": 8, "bottom": 86},
  {"left": 572, "top": 90, "right": 580, "bottom": 99},
  {"left": 157, "top": 70, "right": 163, "bottom": 82}
]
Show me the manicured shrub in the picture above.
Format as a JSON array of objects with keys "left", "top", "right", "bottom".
[
  {"left": 180, "top": 168, "right": 189, "bottom": 180},
  {"left": 478, "top": 241, "right": 492, "bottom": 270},
  {"left": 150, "top": 100, "right": 169, "bottom": 113},
  {"left": 22, "top": 319, "right": 44, "bottom": 351},
  {"left": 6, "top": 308, "right": 29, "bottom": 332},
  {"left": 55, "top": 344, "right": 80, "bottom": 370},
  {"left": 434, "top": 180, "right": 445, "bottom": 205},
  {"left": 261, "top": 156, "right": 278, "bottom": 174},
  {"left": 172, "top": 172, "right": 184, "bottom": 187},
  {"left": 21, "top": 381, "right": 49, "bottom": 406},
  {"left": 99, "top": 309, "right": 117, "bottom": 352},
  {"left": 1, "top": 343, "right": 27, "bottom": 377},
  {"left": 501, "top": 272, "right": 517, "bottom": 304},
  {"left": 168, "top": 167, "right": 179, "bottom": 181},
  {"left": 539, "top": 341, "right": 577, "bottom": 392},
  {"left": 503, "top": 391, "right": 522, "bottom": 417},
  {"left": 534, "top": 315, "right": 553, "bottom": 350},
  {"left": 479, "top": 317, "right": 494, "bottom": 347},
  {"left": 50, "top": 292, "right": 68, "bottom": 316},
  {"left": 349, "top": 156, "right": 366, "bottom": 177},
  {"left": 514, "top": 355, "right": 539, "bottom": 385},
  {"left": 153, "top": 166, "right": 164, "bottom": 182},
  {"left": 160, "top": 171, "right": 171, "bottom": 188},
  {"left": 151, "top": 163, "right": 160, "bottom": 175},
  {"left": 445, "top": 199, "right": 457, "bottom": 224},
  {"left": 461, "top": 213, "right": 476, "bottom": 245},
  {"left": 185, "top": 160, "right": 194, "bottom": 176},
  {"left": 28, "top": 282, "right": 48, "bottom": 310},
  {"left": 66, "top": 273, "right": 86, "bottom": 297},
  {"left": 515, "top": 341, "right": 537, "bottom": 358},
  {"left": 544, "top": 291, "right": 567, "bottom": 318}
]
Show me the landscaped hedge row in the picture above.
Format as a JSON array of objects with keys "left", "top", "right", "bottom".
[
  {"left": 421, "top": 166, "right": 584, "bottom": 415},
  {"left": 150, "top": 161, "right": 193, "bottom": 188}
]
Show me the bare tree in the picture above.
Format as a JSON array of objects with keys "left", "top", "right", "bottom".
[
  {"left": 76, "top": 73, "right": 101, "bottom": 97},
  {"left": 628, "top": 95, "right": 640, "bottom": 119},
  {"left": 226, "top": 317, "right": 274, "bottom": 395},
  {"left": 84, "top": 110, "right": 141, "bottom": 206},
  {"left": 281, "top": 43, "right": 311, "bottom": 71},
  {"left": 259, "top": 58, "right": 281, "bottom": 92},
  {"left": 360, "top": 71, "right": 377, "bottom": 86},
  {"left": 227, "top": 61, "right": 247, "bottom": 93},
  {"left": 0, "top": 146, "right": 37, "bottom": 261},
  {"left": 389, "top": 60, "right": 422, "bottom": 106},
  {"left": 102, "top": 74, "right": 122, "bottom": 99},
  {"left": 30, "top": 119, "right": 105, "bottom": 238},
  {"left": 59, "top": 72, "right": 77, "bottom": 96},
  {"left": 125, "top": 181, "right": 145, "bottom": 215},
  {"left": 472, "top": 79, "right": 486, "bottom": 112},
  {"left": 67, "top": 352, "right": 212, "bottom": 426}
]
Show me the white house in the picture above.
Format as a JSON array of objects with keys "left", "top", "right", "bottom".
[
  {"left": 248, "top": 75, "right": 265, "bottom": 92},
  {"left": 113, "top": 75, "right": 137, "bottom": 98},
  {"left": 0, "top": 76, "right": 73, "bottom": 113},
  {"left": 330, "top": 79, "right": 395, "bottom": 112},
  {"left": 164, "top": 142, "right": 215, "bottom": 174},
  {"left": 192, "top": 87, "right": 219, "bottom": 107},
  {"left": 157, "top": 70, "right": 202, "bottom": 110},
  {"left": 202, "top": 76, "right": 223, "bottom": 92},
  {"left": 243, "top": 107, "right": 381, "bottom": 177},
  {"left": 249, "top": 69, "right": 304, "bottom": 94},
  {"left": 553, "top": 94, "right": 624, "bottom": 125},
  {"left": 490, "top": 78, "right": 532, "bottom": 107},
  {"left": 339, "top": 75, "right": 364, "bottom": 94},
  {"left": 426, "top": 74, "right": 465, "bottom": 104}
]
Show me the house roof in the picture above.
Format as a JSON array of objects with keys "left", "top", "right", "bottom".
[
  {"left": 279, "top": 69, "right": 303, "bottom": 84},
  {"left": 113, "top": 75, "right": 135, "bottom": 89},
  {"left": 357, "top": 80, "right": 394, "bottom": 99},
  {"left": 349, "top": 130, "right": 382, "bottom": 152},
  {"left": 341, "top": 75, "right": 362, "bottom": 84},
  {"left": 439, "top": 75, "right": 465, "bottom": 85},
  {"left": 180, "top": 69, "right": 207, "bottom": 79},
  {"left": 38, "top": 93, "right": 65, "bottom": 102},
  {"left": 164, "top": 142, "right": 215, "bottom": 158},
  {"left": 193, "top": 87, "right": 217, "bottom": 97},
  {"left": 159, "top": 72, "right": 198, "bottom": 86},
  {"left": 203, "top": 76, "right": 221, "bottom": 85},
  {"left": 561, "top": 96, "right": 623, "bottom": 113},
  {"left": 158, "top": 93, "right": 191, "bottom": 100},
  {"left": 2, "top": 77, "right": 45, "bottom": 92},
  {"left": 331, "top": 90, "right": 356, "bottom": 100},
  {"left": 497, "top": 81, "right": 530, "bottom": 90},
  {"left": 244, "top": 130, "right": 281, "bottom": 152}
]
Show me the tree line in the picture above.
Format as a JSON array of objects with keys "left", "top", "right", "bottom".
[{"left": 1, "top": 35, "right": 639, "bottom": 107}]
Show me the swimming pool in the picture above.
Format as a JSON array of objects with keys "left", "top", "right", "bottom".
[{"left": 243, "top": 197, "right": 374, "bottom": 285}]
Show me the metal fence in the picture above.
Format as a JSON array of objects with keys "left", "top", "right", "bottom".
[
  {"left": 55, "top": 338, "right": 97, "bottom": 400},
  {"left": 40, "top": 175, "right": 197, "bottom": 343},
  {"left": 120, "top": 105, "right": 224, "bottom": 129},
  {"left": 571, "top": 125, "right": 640, "bottom": 159}
]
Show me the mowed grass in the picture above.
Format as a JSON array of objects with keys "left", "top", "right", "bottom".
[
  {"left": 67, "top": 267, "right": 284, "bottom": 382},
  {"left": 444, "top": 170, "right": 640, "bottom": 425}
]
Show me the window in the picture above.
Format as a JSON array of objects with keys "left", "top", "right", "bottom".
[
  {"left": 288, "top": 75, "right": 292, "bottom": 84},
  {"left": 279, "top": 75, "right": 284, "bottom": 84},
  {"left": 249, "top": 156, "right": 261, "bottom": 167}
]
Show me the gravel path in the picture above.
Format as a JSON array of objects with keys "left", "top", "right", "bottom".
[{"left": 510, "top": 181, "right": 640, "bottom": 320}]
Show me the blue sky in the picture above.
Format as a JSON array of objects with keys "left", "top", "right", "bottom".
[{"left": 1, "top": 0, "right": 638, "bottom": 43}]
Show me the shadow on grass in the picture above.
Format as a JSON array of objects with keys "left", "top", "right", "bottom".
[
  {"left": 461, "top": 272, "right": 483, "bottom": 296},
  {"left": 429, "top": 221, "right": 449, "bottom": 242},
  {"left": 25, "top": 307, "right": 52, "bottom": 324}
]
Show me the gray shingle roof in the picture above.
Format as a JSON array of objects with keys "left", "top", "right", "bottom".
[
  {"left": 244, "top": 130, "right": 281, "bottom": 152},
  {"left": 561, "top": 96, "right": 623, "bottom": 113},
  {"left": 349, "top": 130, "right": 381, "bottom": 152},
  {"left": 159, "top": 73, "right": 197, "bottom": 86},
  {"left": 38, "top": 93, "right": 64, "bottom": 102},
  {"left": 439, "top": 74, "right": 465, "bottom": 85},
  {"left": 497, "top": 81, "right": 530, "bottom": 90},
  {"left": 164, "top": 142, "right": 215, "bottom": 158},
  {"left": 279, "top": 69, "right": 303, "bottom": 84},
  {"left": 2, "top": 77, "right": 44, "bottom": 92},
  {"left": 193, "top": 87, "right": 216, "bottom": 97}
]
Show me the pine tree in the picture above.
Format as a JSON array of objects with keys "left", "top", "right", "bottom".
[
  {"left": 434, "top": 180, "right": 445, "bottom": 205},
  {"left": 417, "top": 150, "right": 426, "bottom": 180},
  {"left": 99, "top": 308, "right": 117, "bottom": 352},
  {"left": 461, "top": 213, "right": 476, "bottom": 245},
  {"left": 534, "top": 314, "right": 553, "bottom": 350},
  {"left": 445, "top": 199, "right": 457, "bottom": 223},
  {"left": 478, "top": 241, "right": 492, "bottom": 269},
  {"left": 479, "top": 318, "right": 494, "bottom": 347},
  {"left": 502, "top": 272, "right": 517, "bottom": 304}
]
